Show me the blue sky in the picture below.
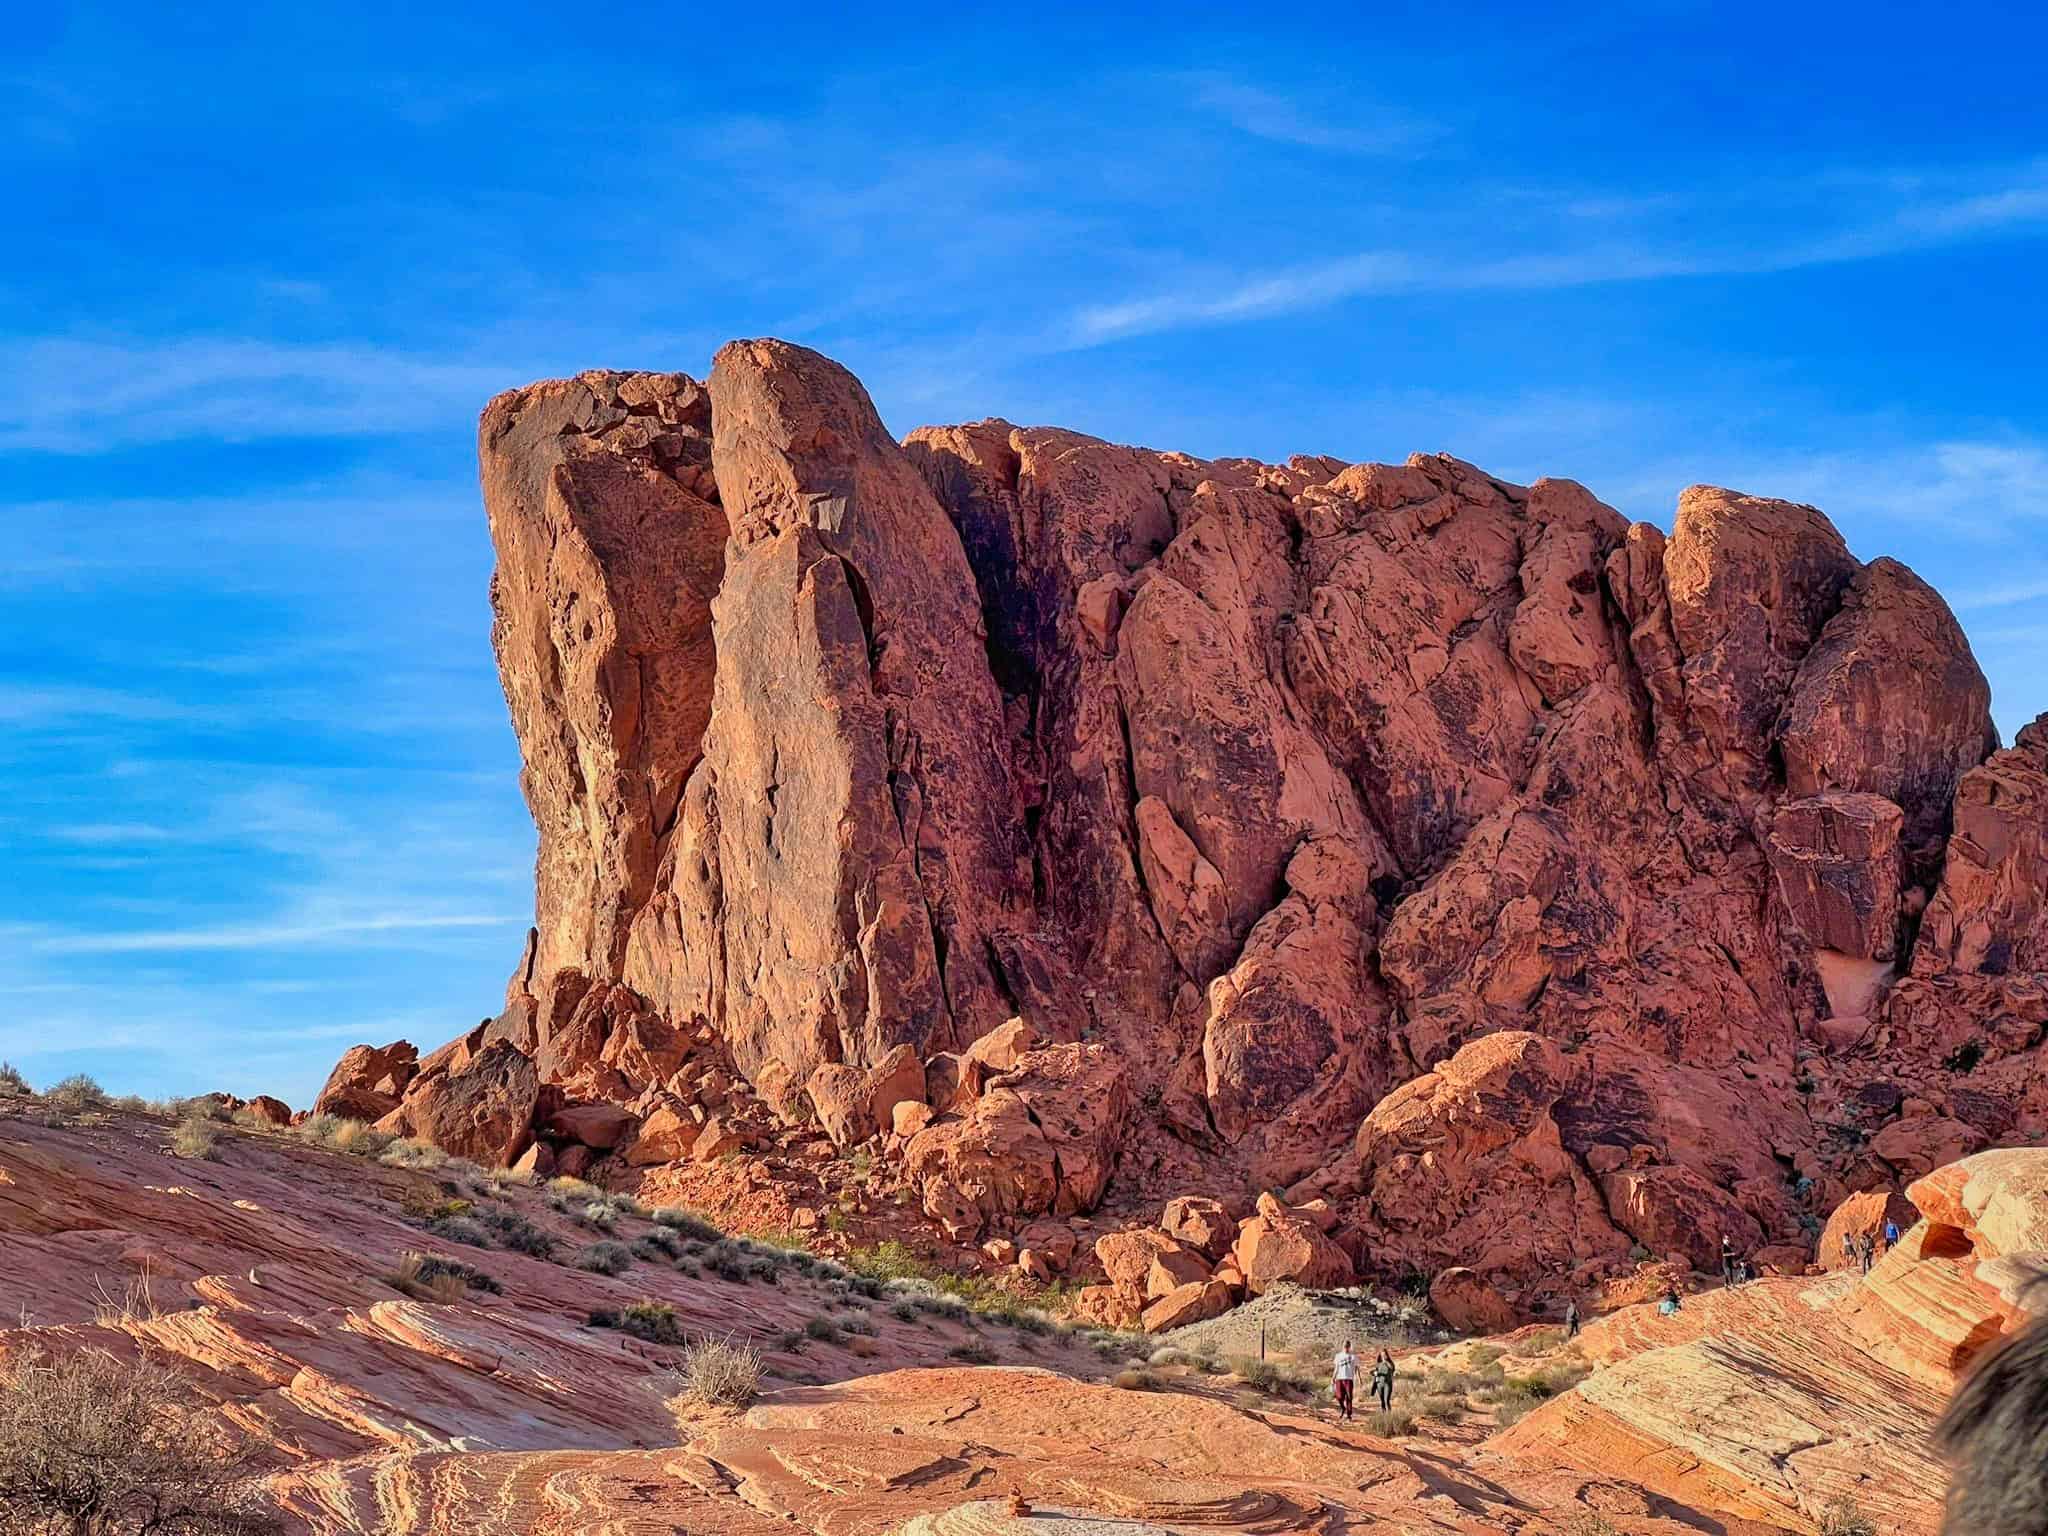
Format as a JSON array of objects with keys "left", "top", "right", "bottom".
[{"left": 5, "top": 3, "right": 2045, "bottom": 1105}]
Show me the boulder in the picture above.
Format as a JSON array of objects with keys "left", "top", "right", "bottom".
[
  {"left": 313, "top": 1041, "right": 418, "bottom": 1122},
  {"left": 867, "top": 1044, "right": 928, "bottom": 1134},
  {"left": 1160, "top": 1195, "right": 1234, "bottom": 1259},
  {"left": 1429, "top": 1267, "right": 1517, "bottom": 1332},
  {"left": 1095, "top": 1229, "right": 1181, "bottom": 1291},
  {"left": 1870, "top": 1116, "right": 1987, "bottom": 1182},
  {"left": 965, "top": 1018, "right": 1037, "bottom": 1075},
  {"left": 545, "top": 1102, "right": 639, "bottom": 1151},
  {"left": 383, "top": 1040, "right": 540, "bottom": 1166},
  {"left": 1071, "top": 1284, "right": 1142, "bottom": 1330},
  {"left": 1598, "top": 1164, "right": 1763, "bottom": 1274},
  {"left": 241, "top": 1095, "right": 292, "bottom": 1127},
  {"left": 806, "top": 1063, "right": 874, "bottom": 1149},
  {"left": 623, "top": 1104, "right": 700, "bottom": 1166},
  {"left": 1141, "top": 1278, "right": 1235, "bottom": 1333},
  {"left": 904, "top": 1044, "right": 1130, "bottom": 1240},
  {"left": 1229, "top": 1192, "right": 1354, "bottom": 1295},
  {"left": 1146, "top": 1247, "right": 1211, "bottom": 1300},
  {"left": 1332, "top": 1032, "right": 1627, "bottom": 1285}
]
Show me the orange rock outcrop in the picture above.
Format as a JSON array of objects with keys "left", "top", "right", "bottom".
[{"left": 323, "top": 339, "right": 2048, "bottom": 1309}]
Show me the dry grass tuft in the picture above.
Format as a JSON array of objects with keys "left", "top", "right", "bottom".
[{"left": 669, "top": 1335, "right": 762, "bottom": 1413}]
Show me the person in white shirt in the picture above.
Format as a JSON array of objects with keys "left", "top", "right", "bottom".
[{"left": 1331, "top": 1340, "right": 1359, "bottom": 1421}]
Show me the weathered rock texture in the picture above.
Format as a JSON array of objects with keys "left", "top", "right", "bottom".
[
  {"left": 1502, "top": 1147, "right": 2048, "bottom": 1535},
  {"left": 336, "top": 339, "right": 2048, "bottom": 1297}
]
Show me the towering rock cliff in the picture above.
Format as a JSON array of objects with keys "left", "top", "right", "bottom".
[{"left": 327, "top": 338, "right": 2048, "bottom": 1296}]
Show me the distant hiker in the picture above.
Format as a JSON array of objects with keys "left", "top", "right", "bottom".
[
  {"left": 1884, "top": 1217, "right": 1902, "bottom": 1249},
  {"left": 1859, "top": 1233, "right": 1876, "bottom": 1274},
  {"left": 1658, "top": 1286, "right": 1682, "bottom": 1317},
  {"left": 1331, "top": 1340, "right": 1359, "bottom": 1421},
  {"left": 1841, "top": 1230, "right": 1856, "bottom": 1265},
  {"left": 1370, "top": 1350, "right": 1396, "bottom": 1413},
  {"left": 1733, "top": 1257, "right": 1752, "bottom": 1287},
  {"left": 1564, "top": 1299, "right": 1580, "bottom": 1340},
  {"left": 1720, "top": 1234, "right": 1736, "bottom": 1285}
]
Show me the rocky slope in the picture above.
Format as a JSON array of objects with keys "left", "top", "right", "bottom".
[
  {"left": 7, "top": 1092, "right": 2039, "bottom": 1533},
  {"left": 323, "top": 338, "right": 2048, "bottom": 1316}
]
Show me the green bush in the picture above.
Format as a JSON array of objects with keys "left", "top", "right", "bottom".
[{"left": 946, "top": 1340, "right": 998, "bottom": 1365}]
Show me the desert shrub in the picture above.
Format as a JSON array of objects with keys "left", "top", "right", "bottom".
[
  {"left": 1466, "top": 1343, "right": 1506, "bottom": 1367},
  {"left": 476, "top": 1208, "right": 553, "bottom": 1259},
  {"left": 670, "top": 1336, "right": 761, "bottom": 1410},
  {"left": 423, "top": 1214, "right": 493, "bottom": 1249},
  {"left": 580, "top": 1198, "right": 624, "bottom": 1231},
  {"left": 617, "top": 1299, "right": 684, "bottom": 1345},
  {"left": 482, "top": 1164, "right": 534, "bottom": 1190},
  {"left": 0, "top": 1347, "right": 274, "bottom": 1534},
  {"left": 1562, "top": 1514, "right": 1621, "bottom": 1536},
  {"left": 1112, "top": 1367, "right": 1162, "bottom": 1391},
  {"left": 1365, "top": 1407, "right": 1416, "bottom": 1436},
  {"left": 890, "top": 1300, "right": 920, "bottom": 1324},
  {"left": 302, "top": 1116, "right": 393, "bottom": 1158},
  {"left": 573, "top": 1241, "right": 633, "bottom": 1276},
  {"left": 114, "top": 1094, "right": 154, "bottom": 1114},
  {"left": 412, "top": 1253, "right": 500, "bottom": 1295},
  {"left": 1422, "top": 1366, "right": 1477, "bottom": 1396},
  {"left": 947, "top": 1341, "right": 998, "bottom": 1365},
  {"left": 1519, "top": 1326, "right": 1566, "bottom": 1355},
  {"left": 46, "top": 1073, "right": 107, "bottom": 1114},
  {"left": 844, "top": 1240, "right": 933, "bottom": 1285},
  {"left": 1227, "top": 1355, "right": 1308, "bottom": 1396},
  {"left": 1818, "top": 1498, "right": 1876, "bottom": 1536},
  {"left": 1493, "top": 1384, "right": 1547, "bottom": 1427},
  {"left": 170, "top": 1112, "right": 221, "bottom": 1161},
  {"left": 1418, "top": 1392, "right": 1466, "bottom": 1421},
  {"left": 747, "top": 1228, "right": 811, "bottom": 1254},
  {"left": 1507, "top": 1358, "right": 1591, "bottom": 1399},
  {"left": 0, "top": 1061, "right": 28, "bottom": 1096},
  {"left": 383, "top": 1252, "right": 468, "bottom": 1304},
  {"left": 803, "top": 1315, "right": 843, "bottom": 1344},
  {"left": 547, "top": 1175, "right": 604, "bottom": 1199},
  {"left": 652, "top": 1207, "right": 723, "bottom": 1242},
  {"left": 633, "top": 1230, "right": 682, "bottom": 1261},
  {"left": 378, "top": 1138, "right": 447, "bottom": 1171},
  {"left": 1147, "top": 1347, "right": 1194, "bottom": 1368}
]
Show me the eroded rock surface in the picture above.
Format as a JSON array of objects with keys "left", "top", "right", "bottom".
[{"left": 325, "top": 338, "right": 2048, "bottom": 1300}]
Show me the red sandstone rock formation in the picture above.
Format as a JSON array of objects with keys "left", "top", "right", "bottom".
[{"left": 326, "top": 338, "right": 2048, "bottom": 1305}]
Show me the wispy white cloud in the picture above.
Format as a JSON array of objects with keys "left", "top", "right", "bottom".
[
  {"left": 1185, "top": 75, "right": 1439, "bottom": 156},
  {"left": 1067, "top": 161, "right": 2048, "bottom": 344},
  {"left": 0, "top": 684, "right": 214, "bottom": 726},
  {"left": 0, "top": 336, "right": 514, "bottom": 453},
  {"left": 31, "top": 910, "right": 517, "bottom": 956},
  {"left": 46, "top": 822, "right": 180, "bottom": 845}
]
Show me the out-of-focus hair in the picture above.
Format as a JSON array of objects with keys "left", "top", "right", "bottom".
[{"left": 1936, "top": 1295, "right": 2048, "bottom": 1536}]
